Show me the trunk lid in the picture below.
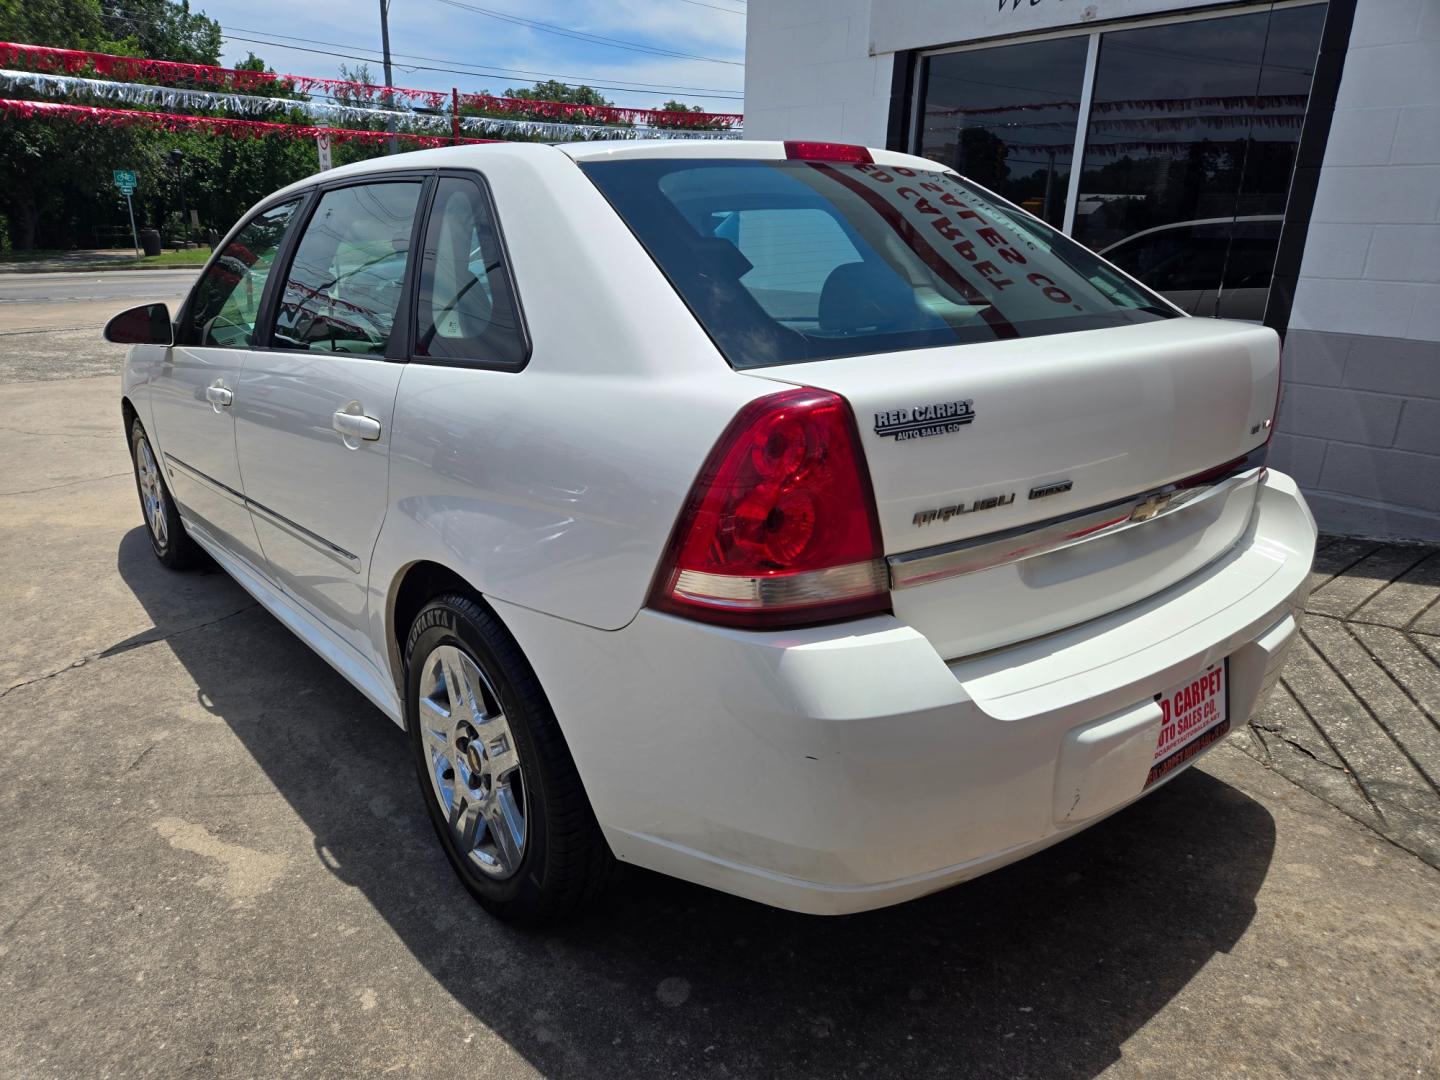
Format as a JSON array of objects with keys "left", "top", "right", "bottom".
[{"left": 747, "top": 317, "right": 1279, "bottom": 658}]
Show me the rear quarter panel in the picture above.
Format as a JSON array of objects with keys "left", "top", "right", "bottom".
[{"left": 367, "top": 149, "right": 766, "bottom": 665}]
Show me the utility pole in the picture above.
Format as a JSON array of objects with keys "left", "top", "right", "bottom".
[{"left": 380, "top": 0, "right": 397, "bottom": 154}]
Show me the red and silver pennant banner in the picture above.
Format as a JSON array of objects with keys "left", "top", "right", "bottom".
[
  {"left": 0, "top": 97, "right": 496, "bottom": 147},
  {"left": 0, "top": 42, "right": 744, "bottom": 130},
  {"left": 0, "top": 68, "right": 741, "bottom": 140}
]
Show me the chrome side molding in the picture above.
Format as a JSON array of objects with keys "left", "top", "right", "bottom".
[
  {"left": 889, "top": 467, "right": 1265, "bottom": 590},
  {"left": 163, "top": 451, "right": 360, "bottom": 573}
]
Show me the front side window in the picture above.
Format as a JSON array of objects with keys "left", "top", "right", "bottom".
[
  {"left": 414, "top": 176, "right": 527, "bottom": 367},
  {"left": 271, "top": 181, "right": 423, "bottom": 356},
  {"left": 584, "top": 158, "right": 1174, "bottom": 369},
  {"left": 185, "top": 200, "right": 298, "bottom": 347}
]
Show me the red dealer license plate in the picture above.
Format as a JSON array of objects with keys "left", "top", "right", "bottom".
[{"left": 1146, "top": 661, "right": 1230, "bottom": 789}]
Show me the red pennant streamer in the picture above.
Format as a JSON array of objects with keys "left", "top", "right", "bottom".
[
  {"left": 0, "top": 42, "right": 744, "bottom": 128},
  {"left": 0, "top": 97, "right": 497, "bottom": 146}
]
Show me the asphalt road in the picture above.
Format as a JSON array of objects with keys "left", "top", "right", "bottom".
[
  {"left": 1, "top": 292, "right": 1437, "bottom": 1079},
  {"left": 0, "top": 268, "right": 199, "bottom": 304}
]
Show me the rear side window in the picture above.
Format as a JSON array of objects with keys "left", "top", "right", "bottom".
[
  {"left": 582, "top": 159, "right": 1175, "bottom": 369},
  {"left": 414, "top": 176, "right": 527, "bottom": 368},
  {"left": 271, "top": 181, "right": 423, "bottom": 356},
  {"left": 185, "top": 200, "right": 298, "bottom": 347}
]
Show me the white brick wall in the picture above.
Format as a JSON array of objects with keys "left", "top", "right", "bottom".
[
  {"left": 1277, "top": 0, "right": 1440, "bottom": 540},
  {"left": 1292, "top": 1, "right": 1440, "bottom": 335},
  {"left": 743, "top": 0, "right": 893, "bottom": 145}
]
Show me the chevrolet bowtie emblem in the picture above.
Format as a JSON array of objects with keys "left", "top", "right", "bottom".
[{"left": 1129, "top": 493, "right": 1175, "bottom": 522}]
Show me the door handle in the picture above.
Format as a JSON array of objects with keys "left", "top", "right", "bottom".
[
  {"left": 333, "top": 407, "right": 382, "bottom": 443},
  {"left": 205, "top": 383, "right": 233, "bottom": 408}
]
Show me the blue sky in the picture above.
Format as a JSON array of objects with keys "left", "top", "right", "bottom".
[{"left": 205, "top": 0, "right": 746, "bottom": 111}]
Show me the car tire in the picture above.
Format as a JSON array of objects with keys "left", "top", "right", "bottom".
[
  {"left": 129, "top": 417, "right": 202, "bottom": 570},
  {"left": 405, "top": 593, "right": 615, "bottom": 925}
]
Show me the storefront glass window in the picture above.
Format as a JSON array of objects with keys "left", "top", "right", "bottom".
[
  {"left": 1071, "top": 5, "right": 1325, "bottom": 319},
  {"left": 914, "top": 3, "right": 1326, "bottom": 322},
  {"left": 917, "top": 37, "right": 1090, "bottom": 228}
]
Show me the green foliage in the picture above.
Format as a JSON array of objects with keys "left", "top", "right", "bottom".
[
  {"left": 501, "top": 79, "right": 612, "bottom": 107},
  {"left": 333, "top": 62, "right": 383, "bottom": 110},
  {"left": 99, "top": 0, "right": 222, "bottom": 64},
  {"left": 0, "top": 8, "right": 719, "bottom": 249},
  {"left": 651, "top": 99, "right": 724, "bottom": 131},
  {"left": 232, "top": 52, "right": 305, "bottom": 100},
  {"left": 0, "top": 0, "right": 320, "bottom": 248},
  {"left": 0, "top": 0, "right": 125, "bottom": 52}
]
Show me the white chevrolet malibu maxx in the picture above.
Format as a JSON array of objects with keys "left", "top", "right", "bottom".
[{"left": 109, "top": 140, "right": 1315, "bottom": 923}]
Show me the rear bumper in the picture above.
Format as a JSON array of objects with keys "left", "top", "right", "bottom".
[{"left": 495, "top": 470, "right": 1316, "bottom": 914}]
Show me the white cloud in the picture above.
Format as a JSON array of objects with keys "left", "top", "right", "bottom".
[{"left": 213, "top": 0, "right": 745, "bottom": 109}]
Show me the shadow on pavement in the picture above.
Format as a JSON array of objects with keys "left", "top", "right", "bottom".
[{"left": 119, "top": 527, "right": 1276, "bottom": 1078}]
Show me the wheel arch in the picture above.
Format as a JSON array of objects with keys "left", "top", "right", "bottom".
[{"left": 386, "top": 559, "right": 495, "bottom": 708}]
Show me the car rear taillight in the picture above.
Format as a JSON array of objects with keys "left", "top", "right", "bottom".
[
  {"left": 784, "top": 140, "right": 873, "bottom": 163},
  {"left": 651, "top": 388, "right": 889, "bottom": 629}
]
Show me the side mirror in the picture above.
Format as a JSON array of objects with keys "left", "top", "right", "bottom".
[{"left": 104, "top": 303, "right": 173, "bottom": 345}]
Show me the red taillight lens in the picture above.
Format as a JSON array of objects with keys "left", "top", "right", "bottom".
[
  {"left": 783, "top": 140, "right": 873, "bottom": 163},
  {"left": 651, "top": 388, "right": 889, "bottom": 629}
]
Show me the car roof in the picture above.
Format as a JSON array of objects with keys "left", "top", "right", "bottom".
[{"left": 262, "top": 139, "right": 943, "bottom": 203}]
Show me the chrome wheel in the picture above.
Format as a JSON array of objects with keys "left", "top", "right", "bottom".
[
  {"left": 135, "top": 436, "right": 168, "bottom": 549},
  {"left": 417, "top": 644, "right": 528, "bottom": 879}
]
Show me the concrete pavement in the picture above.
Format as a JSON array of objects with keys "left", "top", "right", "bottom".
[
  {"left": 0, "top": 270, "right": 193, "bottom": 380},
  {"left": 1, "top": 312, "right": 1437, "bottom": 1078},
  {"left": 1235, "top": 540, "right": 1440, "bottom": 869}
]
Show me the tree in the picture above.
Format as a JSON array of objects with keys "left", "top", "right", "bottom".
[
  {"left": 232, "top": 52, "right": 305, "bottom": 100},
  {"left": 334, "top": 62, "right": 382, "bottom": 109},
  {"left": 502, "top": 80, "right": 611, "bottom": 107},
  {"left": 0, "top": 0, "right": 124, "bottom": 54},
  {"left": 0, "top": 0, "right": 321, "bottom": 249},
  {"left": 1, "top": 0, "right": 137, "bottom": 247},
  {"left": 652, "top": 99, "right": 721, "bottom": 130},
  {"left": 97, "top": 0, "right": 221, "bottom": 65}
]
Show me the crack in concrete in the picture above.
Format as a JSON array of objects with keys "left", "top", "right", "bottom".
[
  {"left": 0, "top": 603, "right": 259, "bottom": 702},
  {"left": 0, "top": 470, "right": 129, "bottom": 496},
  {"left": 1307, "top": 619, "right": 1440, "bottom": 800},
  {"left": 1248, "top": 722, "right": 1351, "bottom": 774},
  {"left": 0, "top": 887, "right": 51, "bottom": 939},
  {"left": 1276, "top": 670, "right": 1386, "bottom": 818},
  {"left": 127, "top": 742, "right": 158, "bottom": 772},
  {"left": 0, "top": 325, "right": 105, "bottom": 337},
  {"left": 0, "top": 424, "right": 117, "bottom": 440}
]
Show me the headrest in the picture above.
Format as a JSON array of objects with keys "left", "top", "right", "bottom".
[{"left": 818, "top": 261, "right": 919, "bottom": 334}]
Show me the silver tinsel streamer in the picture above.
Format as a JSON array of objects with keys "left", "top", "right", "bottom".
[{"left": 0, "top": 69, "right": 743, "bottom": 141}]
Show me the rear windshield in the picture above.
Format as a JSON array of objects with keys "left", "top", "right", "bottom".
[{"left": 582, "top": 158, "right": 1176, "bottom": 369}]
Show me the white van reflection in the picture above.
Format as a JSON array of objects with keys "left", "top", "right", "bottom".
[{"left": 1099, "top": 215, "right": 1282, "bottom": 323}]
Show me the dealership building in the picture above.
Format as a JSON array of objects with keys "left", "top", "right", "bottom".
[{"left": 745, "top": 0, "right": 1440, "bottom": 540}]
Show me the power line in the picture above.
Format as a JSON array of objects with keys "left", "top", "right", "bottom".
[
  {"left": 99, "top": 4, "right": 745, "bottom": 99},
  {"left": 221, "top": 32, "right": 745, "bottom": 99},
  {"left": 670, "top": 0, "right": 746, "bottom": 13},
  {"left": 219, "top": 25, "right": 742, "bottom": 94},
  {"left": 430, "top": 0, "right": 744, "bottom": 66}
]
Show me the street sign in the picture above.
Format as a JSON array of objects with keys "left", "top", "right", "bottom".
[
  {"left": 315, "top": 134, "right": 333, "bottom": 172},
  {"left": 113, "top": 169, "right": 139, "bottom": 257}
]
